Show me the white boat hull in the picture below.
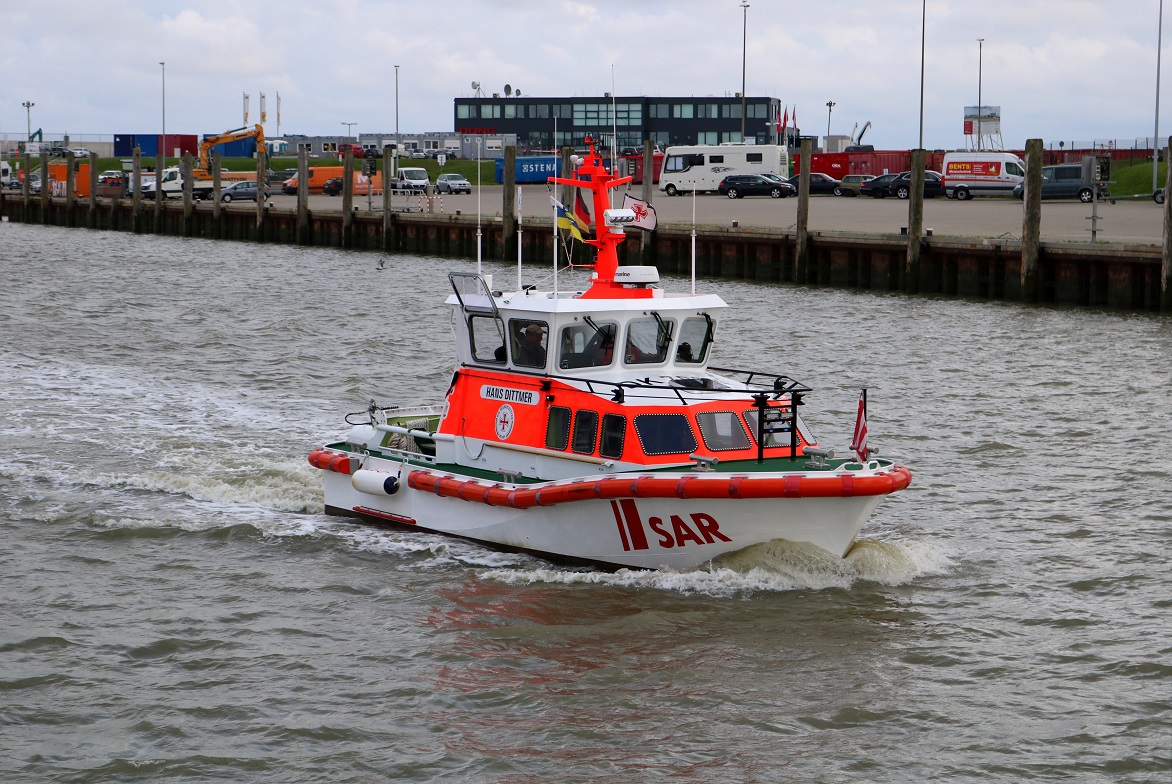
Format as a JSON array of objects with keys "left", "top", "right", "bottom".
[{"left": 321, "top": 455, "right": 886, "bottom": 570}]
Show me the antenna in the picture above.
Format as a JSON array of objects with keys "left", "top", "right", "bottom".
[
  {"left": 515, "top": 88, "right": 521, "bottom": 97},
  {"left": 504, "top": 84, "right": 512, "bottom": 97},
  {"left": 471, "top": 81, "right": 483, "bottom": 97}
]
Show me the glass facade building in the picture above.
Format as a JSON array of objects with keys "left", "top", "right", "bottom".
[{"left": 454, "top": 95, "right": 785, "bottom": 153}]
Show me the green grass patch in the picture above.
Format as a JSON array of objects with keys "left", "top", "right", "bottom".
[{"left": 1108, "top": 159, "right": 1165, "bottom": 197}]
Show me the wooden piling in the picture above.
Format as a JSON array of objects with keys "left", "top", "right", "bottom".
[
  {"left": 1021, "top": 138, "right": 1044, "bottom": 303},
  {"left": 502, "top": 145, "right": 517, "bottom": 260},
  {"left": 211, "top": 151, "right": 222, "bottom": 238},
  {"left": 154, "top": 150, "right": 165, "bottom": 232},
  {"left": 342, "top": 150, "right": 354, "bottom": 248},
  {"left": 65, "top": 151, "right": 76, "bottom": 227},
  {"left": 640, "top": 139, "right": 656, "bottom": 264},
  {"left": 382, "top": 145, "right": 393, "bottom": 252},
  {"left": 131, "top": 148, "right": 142, "bottom": 233},
  {"left": 796, "top": 138, "right": 812, "bottom": 282},
  {"left": 182, "top": 153, "right": 194, "bottom": 237},
  {"left": 88, "top": 152, "right": 99, "bottom": 229},
  {"left": 39, "top": 152, "right": 49, "bottom": 224},
  {"left": 255, "top": 146, "right": 267, "bottom": 241},
  {"left": 297, "top": 147, "right": 309, "bottom": 245},
  {"left": 905, "top": 148, "right": 926, "bottom": 294},
  {"left": 22, "top": 152, "right": 30, "bottom": 209}
]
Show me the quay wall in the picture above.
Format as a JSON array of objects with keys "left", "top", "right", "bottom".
[{"left": 1, "top": 192, "right": 1166, "bottom": 313}]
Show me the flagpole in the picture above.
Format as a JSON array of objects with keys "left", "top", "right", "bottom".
[
  {"left": 553, "top": 113, "right": 559, "bottom": 296},
  {"left": 516, "top": 184, "right": 523, "bottom": 290},
  {"left": 611, "top": 64, "right": 618, "bottom": 209},
  {"left": 690, "top": 176, "right": 697, "bottom": 296}
]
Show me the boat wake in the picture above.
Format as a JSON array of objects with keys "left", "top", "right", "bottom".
[{"left": 481, "top": 537, "right": 953, "bottom": 596}]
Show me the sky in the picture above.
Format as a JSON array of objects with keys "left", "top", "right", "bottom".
[{"left": 3, "top": 0, "right": 1169, "bottom": 151}]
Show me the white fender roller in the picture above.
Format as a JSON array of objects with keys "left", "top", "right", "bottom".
[{"left": 351, "top": 469, "right": 401, "bottom": 496}]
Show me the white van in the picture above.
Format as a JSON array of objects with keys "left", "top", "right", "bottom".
[
  {"left": 0, "top": 160, "right": 12, "bottom": 187},
  {"left": 943, "top": 151, "right": 1026, "bottom": 200},
  {"left": 658, "top": 144, "right": 788, "bottom": 196}
]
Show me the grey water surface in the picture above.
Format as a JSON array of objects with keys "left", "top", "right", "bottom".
[{"left": 1, "top": 222, "right": 1168, "bottom": 783}]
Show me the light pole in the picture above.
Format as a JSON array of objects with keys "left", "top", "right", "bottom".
[
  {"left": 740, "top": 2, "right": 749, "bottom": 142},
  {"left": 22, "top": 100, "right": 33, "bottom": 141},
  {"left": 976, "top": 39, "right": 984, "bottom": 151},
  {"left": 159, "top": 62, "right": 165, "bottom": 162},
  {"left": 342, "top": 121, "right": 356, "bottom": 138},
  {"left": 395, "top": 65, "right": 400, "bottom": 151},
  {"left": 1155, "top": 0, "right": 1164, "bottom": 193},
  {"left": 825, "top": 101, "right": 835, "bottom": 144},
  {"left": 918, "top": 0, "right": 926, "bottom": 149}
]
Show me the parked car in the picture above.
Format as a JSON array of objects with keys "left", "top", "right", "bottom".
[
  {"left": 322, "top": 177, "right": 344, "bottom": 196},
  {"left": 1011, "top": 164, "right": 1110, "bottom": 203},
  {"left": 337, "top": 143, "right": 364, "bottom": 159},
  {"left": 759, "top": 173, "right": 797, "bottom": 197},
  {"left": 860, "top": 173, "right": 899, "bottom": 198},
  {"left": 434, "top": 173, "right": 472, "bottom": 194},
  {"left": 267, "top": 169, "right": 294, "bottom": 185},
  {"left": 70, "top": 148, "right": 93, "bottom": 158},
  {"left": 786, "top": 172, "right": 841, "bottom": 195},
  {"left": 718, "top": 174, "right": 789, "bottom": 199},
  {"left": 890, "top": 170, "right": 946, "bottom": 199},
  {"left": 410, "top": 149, "right": 427, "bottom": 159},
  {"left": 836, "top": 174, "right": 875, "bottom": 196},
  {"left": 220, "top": 180, "right": 271, "bottom": 202}
]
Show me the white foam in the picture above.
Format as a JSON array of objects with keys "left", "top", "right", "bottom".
[{"left": 481, "top": 537, "right": 954, "bottom": 597}]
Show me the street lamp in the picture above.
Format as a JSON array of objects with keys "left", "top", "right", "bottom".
[
  {"left": 918, "top": 0, "right": 926, "bottom": 149},
  {"left": 22, "top": 100, "right": 34, "bottom": 141},
  {"left": 342, "top": 121, "right": 356, "bottom": 137},
  {"left": 395, "top": 65, "right": 400, "bottom": 150},
  {"left": 825, "top": 101, "right": 835, "bottom": 143},
  {"left": 740, "top": 2, "right": 749, "bottom": 142},
  {"left": 976, "top": 39, "right": 984, "bottom": 152},
  {"left": 159, "top": 62, "right": 165, "bottom": 162},
  {"left": 1154, "top": 0, "right": 1164, "bottom": 194}
]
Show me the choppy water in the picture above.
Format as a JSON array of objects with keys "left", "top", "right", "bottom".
[{"left": 1, "top": 222, "right": 1168, "bottom": 783}]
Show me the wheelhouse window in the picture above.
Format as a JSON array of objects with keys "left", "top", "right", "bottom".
[
  {"left": 624, "top": 317, "right": 673, "bottom": 365},
  {"left": 600, "top": 414, "right": 626, "bottom": 459},
  {"left": 468, "top": 314, "right": 506, "bottom": 364},
  {"left": 676, "top": 316, "right": 713, "bottom": 364},
  {"left": 633, "top": 413, "right": 698, "bottom": 456},
  {"left": 697, "top": 411, "right": 751, "bottom": 451},
  {"left": 572, "top": 410, "right": 599, "bottom": 454},
  {"left": 509, "top": 318, "right": 548, "bottom": 369},
  {"left": 558, "top": 321, "right": 616, "bottom": 369},
  {"left": 546, "top": 406, "right": 571, "bottom": 450}
]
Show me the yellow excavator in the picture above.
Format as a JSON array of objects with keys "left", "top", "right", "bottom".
[
  {"left": 197, "top": 124, "right": 265, "bottom": 179},
  {"left": 144, "top": 124, "right": 266, "bottom": 199}
]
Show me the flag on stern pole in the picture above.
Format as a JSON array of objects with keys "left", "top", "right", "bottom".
[
  {"left": 621, "top": 194, "right": 658, "bottom": 231},
  {"left": 574, "top": 189, "right": 592, "bottom": 235},
  {"left": 850, "top": 389, "right": 869, "bottom": 462},
  {"left": 551, "top": 196, "right": 584, "bottom": 241}
]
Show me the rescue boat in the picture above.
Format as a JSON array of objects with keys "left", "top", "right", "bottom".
[{"left": 309, "top": 137, "right": 912, "bottom": 570}]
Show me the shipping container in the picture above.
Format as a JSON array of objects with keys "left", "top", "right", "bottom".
[
  {"left": 136, "top": 134, "right": 159, "bottom": 157},
  {"left": 619, "top": 152, "right": 665, "bottom": 185},
  {"left": 494, "top": 156, "right": 561, "bottom": 184},
  {"left": 114, "top": 134, "right": 136, "bottom": 157}
]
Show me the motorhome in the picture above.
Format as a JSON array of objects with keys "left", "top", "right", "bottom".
[
  {"left": 942, "top": 151, "right": 1026, "bottom": 200},
  {"left": 658, "top": 144, "right": 788, "bottom": 195}
]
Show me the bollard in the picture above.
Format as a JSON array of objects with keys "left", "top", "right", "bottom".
[
  {"left": 1021, "top": 138, "right": 1043, "bottom": 303},
  {"left": 795, "top": 138, "right": 812, "bottom": 282}
]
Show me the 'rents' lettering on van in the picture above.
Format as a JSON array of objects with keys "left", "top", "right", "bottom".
[{"left": 480, "top": 384, "right": 539, "bottom": 405}]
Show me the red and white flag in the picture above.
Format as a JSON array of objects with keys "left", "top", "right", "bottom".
[
  {"left": 621, "top": 194, "right": 657, "bottom": 231},
  {"left": 781, "top": 106, "right": 789, "bottom": 137},
  {"left": 850, "top": 390, "right": 869, "bottom": 462}
]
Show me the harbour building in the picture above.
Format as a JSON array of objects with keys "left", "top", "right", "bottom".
[{"left": 453, "top": 95, "right": 796, "bottom": 154}]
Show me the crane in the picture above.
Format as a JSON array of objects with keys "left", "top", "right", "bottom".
[{"left": 197, "top": 124, "right": 265, "bottom": 173}]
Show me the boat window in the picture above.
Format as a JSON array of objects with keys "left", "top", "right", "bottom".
[
  {"left": 624, "top": 317, "right": 673, "bottom": 365},
  {"left": 600, "top": 414, "right": 626, "bottom": 459},
  {"left": 697, "top": 411, "right": 751, "bottom": 451},
  {"left": 468, "top": 315, "right": 507, "bottom": 364},
  {"left": 633, "top": 413, "right": 698, "bottom": 456},
  {"left": 743, "top": 407, "right": 793, "bottom": 447},
  {"left": 510, "top": 319, "right": 548, "bottom": 369},
  {"left": 546, "top": 406, "right": 571, "bottom": 450},
  {"left": 571, "top": 410, "right": 599, "bottom": 454},
  {"left": 558, "top": 321, "right": 616, "bottom": 369},
  {"left": 676, "top": 316, "right": 712, "bottom": 364}
]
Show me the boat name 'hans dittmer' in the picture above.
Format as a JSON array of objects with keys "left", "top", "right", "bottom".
[{"left": 480, "top": 385, "right": 539, "bottom": 406}]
